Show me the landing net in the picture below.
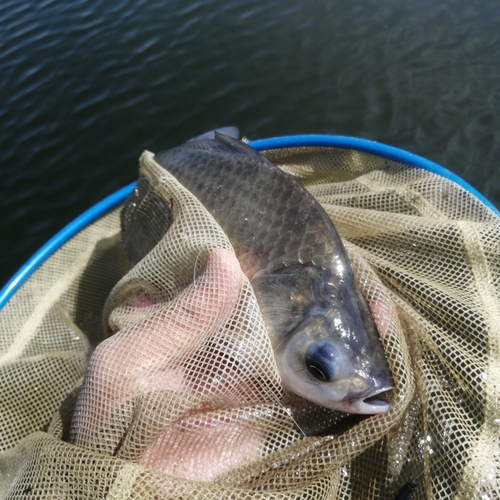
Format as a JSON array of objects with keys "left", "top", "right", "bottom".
[{"left": 1, "top": 141, "right": 499, "bottom": 499}]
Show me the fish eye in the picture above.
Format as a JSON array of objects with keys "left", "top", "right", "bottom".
[
  {"left": 305, "top": 341, "right": 339, "bottom": 382},
  {"left": 306, "top": 364, "right": 328, "bottom": 380}
]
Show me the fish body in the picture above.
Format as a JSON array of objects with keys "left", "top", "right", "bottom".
[{"left": 134, "top": 133, "right": 392, "bottom": 414}]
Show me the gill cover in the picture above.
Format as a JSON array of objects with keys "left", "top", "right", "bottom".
[{"left": 252, "top": 265, "right": 393, "bottom": 414}]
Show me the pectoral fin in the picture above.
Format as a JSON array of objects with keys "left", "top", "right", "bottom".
[{"left": 251, "top": 272, "right": 306, "bottom": 345}]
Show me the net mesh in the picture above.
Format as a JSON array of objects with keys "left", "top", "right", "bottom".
[{"left": 1, "top": 145, "right": 499, "bottom": 499}]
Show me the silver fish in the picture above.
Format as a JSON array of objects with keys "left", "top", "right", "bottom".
[{"left": 127, "top": 133, "right": 393, "bottom": 414}]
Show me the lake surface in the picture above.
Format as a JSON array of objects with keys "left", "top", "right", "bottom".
[{"left": 1, "top": 0, "right": 500, "bottom": 287}]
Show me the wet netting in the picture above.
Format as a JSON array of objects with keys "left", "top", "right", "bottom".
[{"left": 1, "top": 143, "right": 499, "bottom": 499}]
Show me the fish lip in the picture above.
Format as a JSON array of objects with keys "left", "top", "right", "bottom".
[{"left": 347, "top": 385, "right": 394, "bottom": 414}]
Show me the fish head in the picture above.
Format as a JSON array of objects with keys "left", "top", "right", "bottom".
[{"left": 253, "top": 265, "right": 393, "bottom": 414}]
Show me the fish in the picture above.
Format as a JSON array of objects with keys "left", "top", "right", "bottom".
[{"left": 125, "top": 132, "right": 393, "bottom": 414}]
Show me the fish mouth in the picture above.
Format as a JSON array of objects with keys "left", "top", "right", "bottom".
[{"left": 351, "top": 386, "right": 393, "bottom": 414}]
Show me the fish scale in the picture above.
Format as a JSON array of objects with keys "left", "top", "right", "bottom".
[{"left": 155, "top": 139, "right": 340, "bottom": 278}]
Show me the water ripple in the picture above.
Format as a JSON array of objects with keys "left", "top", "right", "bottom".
[{"left": 1, "top": 0, "right": 500, "bottom": 287}]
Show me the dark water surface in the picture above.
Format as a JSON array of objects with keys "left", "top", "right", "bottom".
[{"left": 1, "top": 0, "right": 500, "bottom": 287}]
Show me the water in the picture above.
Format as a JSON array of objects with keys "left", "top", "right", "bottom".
[{"left": 1, "top": 0, "right": 500, "bottom": 287}]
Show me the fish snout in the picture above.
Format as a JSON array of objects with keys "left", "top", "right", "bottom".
[
  {"left": 348, "top": 370, "right": 394, "bottom": 414},
  {"left": 358, "top": 387, "right": 393, "bottom": 414}
]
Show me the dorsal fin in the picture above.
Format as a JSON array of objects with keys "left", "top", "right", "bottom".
[
  {"left": 174, "top": 132, "right": 275, "bottom": 167},
  {"left": 186, "top": 126, "right": 239, "bottom": 143}
]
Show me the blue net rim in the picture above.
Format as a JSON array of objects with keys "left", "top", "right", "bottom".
[{"left": 1, "top": 134, "right": 498, "bottom": 310}]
